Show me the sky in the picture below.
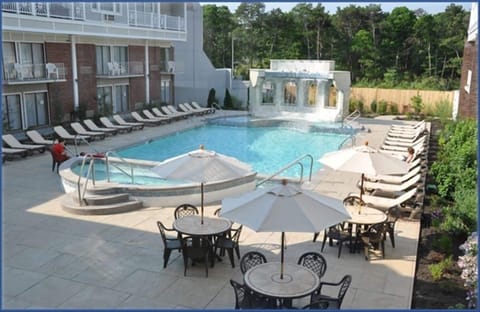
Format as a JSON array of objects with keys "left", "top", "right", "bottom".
[{"left": 199, "top": 2, "right": 473, "bottom": 14}]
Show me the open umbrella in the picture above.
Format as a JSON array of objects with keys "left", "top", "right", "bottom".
[
  {"left": 220, "top": 179, "right": 350, "bottom": 279},
  {"left": 152, "top": 145, "right": 254, "bottom": 224},
  {"left": 318, "top": 144, "right": 410, "bottom": 200}
]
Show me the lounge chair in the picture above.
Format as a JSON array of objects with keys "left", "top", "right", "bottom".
[
  {"left": 364, "top": 163, "right": 423, "bottom": 184},
  {"left": 152, "top": 107, "right": 182, "bottom": 121},
  {"left": 381, "top": 140, "right": 426, "bottom": 153},
  {"left": 2, "top": 134, "right": 46, "bottom": 154},
  {"left": 142, "top": 109, "right": 172, "bottom": 123},
  {"left": 168, "top": 105, "right": 195, "bottom": 118},
  {"left": 178, "top": 103, "right": 204, "bottom": 116},
  {"left": 99, "top": 117, "right": 133, "bottom": 133},
  {"left": 186, "top": 102, "right": 211, "bottom": 115},
  {"left": 354, "top": 187, "right": 420, "bottom": 212},
  {"left": 2, "top": 147, "right": 28, "bottom": 160},
  {"left": 362, "top": 173, "right": 422, "bottom": 194},
  {"left": 131, "top": 111, "right": 163, "bottom": 126},
  {"left": 387, "top": 127, "right": 427, "bottom": 139},
  {"left": 71, "top": 122, "right": 106, "bottom": 140},
  {"left": 192, "top": 101, "right": 215, "bottom": 114},
  {"left": 83, "top": 119, "right": 118, "bottom": 136},
  {"left": 160, "top": 106, "right": 187, "bottom": 119},
  {"left": 112, "top": 115, "right": 144, "bottom": 130},
  {"left": 26, "top": 130, "right": 56, "bottom": 145},
  {"left": 383, "top": 135, "right": 426, "bottom": 147},
  {"left": 390, "top": 120, "right": 425, "bottom": 131},
  {"left": 53, "top": 125, "right": 91, "bottom": 144}
]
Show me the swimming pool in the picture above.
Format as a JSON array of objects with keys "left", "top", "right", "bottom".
[{"left": 115, "top": 123, "right": 351, "bottom": 179}]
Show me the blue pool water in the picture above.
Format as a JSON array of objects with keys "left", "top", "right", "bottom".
[{"left": 115, "top": 123, "right": 350, "bottom": 178}]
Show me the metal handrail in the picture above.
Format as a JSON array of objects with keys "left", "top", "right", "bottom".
[
  {"left": 343, "top": 110, "right": 361, "bottom": 128},
  {"left": 256, "top": 154, "right": 314, "bottom": 187},
  {"left": 338, "top": 135, "right": 356, "bottom": 149},
  {"left": 77, "top": 154, "right": 96, "bottom": 206},
  {"left": 104, "top": 150, "right": 135, "bottom": 184}
]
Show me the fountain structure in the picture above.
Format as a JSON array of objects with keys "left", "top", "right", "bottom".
[{"left": 249, "top": 60, "right": 351, "bottom": 122}]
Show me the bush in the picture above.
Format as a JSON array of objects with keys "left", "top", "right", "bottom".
[
  {"left": 432, "top": 234, "right": 453, "bottom": 253},
  {"left": 370, "top": 100, "right": 377, "bottom": 113},
  {"left": 410, "top": 94, "right": 424, "bottom": 115},
  {"left": 441, "top": 188, "right": 477, "bottom": 236},
  {"left": 207, "top": 88, "right": 216, "bottom": 108},
  {"left": 389, "top": 103, "right": 399, "bottom": 114},
  {"left": 377, "top": 100, "right": 388, "bottom": 114},
  {"left": 428, "top": 256, "right": 453, "bottom": 281},
  {"left": 458, "top": 232, "right": 478, "bottom": 308},
  {"left": 434, "top": 99, "right": 453, "bottom": 123},
  {"left": 224, "top": 89, "right": 233, "bottom": 109}
]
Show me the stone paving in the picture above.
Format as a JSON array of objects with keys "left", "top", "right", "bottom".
[{"left": 2, "top": 112, "right": 421, "bottom": 309}]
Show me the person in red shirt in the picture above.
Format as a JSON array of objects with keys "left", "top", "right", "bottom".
[{"left": 51, "top": 138, "right": 70, "bottom": 162}]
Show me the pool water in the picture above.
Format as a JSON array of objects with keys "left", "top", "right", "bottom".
[{"left": 116, "top": 124, "right": 350, "bottom": 178}]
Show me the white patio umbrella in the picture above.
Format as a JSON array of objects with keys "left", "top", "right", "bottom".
[
  {"left": 318, "top": 144, "right": 410, "bottom": 200},
  {"left": 220, "top": 179, "right": 350, "bottom": 279},
  {"left": 151, "top": 145, "right": 254, "bottom": 224}
]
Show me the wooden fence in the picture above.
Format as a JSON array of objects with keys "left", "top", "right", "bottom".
[{"left": 350, "top": 87, "right": 455, "bottom": 114}]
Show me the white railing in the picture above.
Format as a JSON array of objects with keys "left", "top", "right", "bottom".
[
  {"left": 3, "top": 63, "right": 66, "bottom": 82},
  {"left": 98, "top": 61, "right": 144, "bottom": 77}
]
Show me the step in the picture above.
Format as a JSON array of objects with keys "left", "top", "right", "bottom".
[
  {"left": 72, "top": 193, "right": 130, "bottom": 205},
  {"left": 61, "top": 194, "right": 143, "bottom": 215}
]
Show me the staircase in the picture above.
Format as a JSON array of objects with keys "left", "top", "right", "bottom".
[{"left": 61, "top": 187, "right": 143, "bottom": 215}]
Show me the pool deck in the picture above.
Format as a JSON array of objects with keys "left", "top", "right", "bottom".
[{"left": 2, "top": 112, "right": 421, "bottom": 309}]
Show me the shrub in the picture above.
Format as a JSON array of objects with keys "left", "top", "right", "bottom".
[
  {"left": 428, "top": 256, "right": 453, "bottom": 281},
  {"left": 458, "top": 232, "right": 478, "bottom": 308},
  {"left": 410, "top": 95, "right": 424, "bottom": 115},
  {"left": 377, "top": 100, "right": 388, "bottom": 114},
  {"left": 207, "top": 88, "right": 216, "bottom": 108},
  {"left": 434, "top": 99, "right": 453, "bottom": 123},
  {"left": 224, "top": 89, "right": 233, "bottom": 109},
  {"left": 389, "top": 103, "right": 399, "bottom": 114},
  {"left": 441, "top": 188, "right": 478, "bottom": 236},
  {"left": 370, "top": 100, "right": 377, "bottom": 113},
  {"left": 432, "top": 234, "right": 453, "bottom": 253}
]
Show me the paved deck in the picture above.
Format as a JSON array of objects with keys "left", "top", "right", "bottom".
[{"left": 2, "top": 113, "right": 421, "bottom": 309}]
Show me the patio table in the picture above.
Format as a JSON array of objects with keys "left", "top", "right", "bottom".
[{"left": 244, "top": 262, "right": 320, "bottom": 308}]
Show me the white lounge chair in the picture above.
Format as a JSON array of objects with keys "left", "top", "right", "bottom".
[
  {"left": 355, "top": 187, "right": 420, "bottom": 211},
  {"left": 390, "top": 120, "right": 425, "bottom": 131},
  {"left": 2, "top": 147, "right": 29, "bottom": 159},
  {"left": 168, "top": 105, "right": 195, "bottom": 118},
  {"left": 131, "top": 112, "right": 163, "bottom": 126},
  {"left": 364, "top": 163, "right": 423, "bottom": 185},
  {"left": 142, "top": 109, "right": 172, "bottom": 123},
  {"left": 179, "top": 103, "right": 203, "bottom": 116},
  {"left": 383, "top": 135, "right": 426, "bottom": 147},
  {"left": 26, "top": 130, "right": 55, "bottom": 145},
  {"left": 152, "top": 107, "right": 182, "bottom": 121},
  {"left": 362, "top": 173, "right": 422, "bottom": 194},
  {"left": 53, "top": 125, "right": 91, "bottom": 144},
  {"left": 99, "top": 117, "right": 133, "bottom": 133},
  {"left": 83, "top": 119, "right": 118, "bottom": 136},
  {"left": 387, "top": 126, "right": 427, "bottom": 139},
  {"left": 113, "top": 115, "right": 144, "bottom": 129},
  {"left": 192, "top": 101, "right": 215, "bottom": 114},
  {"left": 185, "top": 102, "right": 210, "bottom": 115},
  {"left": 71, "top": 122, "right": 106, "bottom": 140},
  {"left": 161, "top": 106, "right": 189, "bottom": 119},
  {"left": 2, "top": 134, "right": 46, "bottom": 154},
  {"left": 381, "top": 140, "right": 426, "bottom": 153}
]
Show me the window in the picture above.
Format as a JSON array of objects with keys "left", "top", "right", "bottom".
[
  {"left": 464, "top": 70, "right": 472, "bottom": 94},
  {"left": 97, "top": 86, "right": 113, "bottom": 116},
  {"left": 160, "top": 47, "right": 174, "bottom": 72},
  {"left": 19, "top": 43, "right": 45, "bottom": 79},
  {"left": 24, "top": 92, "right": 49, "bottom": 128},
  {"left": 91, "top": 3, "right": 121, "bottom": 15},
  {"left": 327, "top": 83, "right": 337, "bottom": 108},
  {"left": 161, "top": 79, "right": 172, "bottom": 105},
  {"left": 261, "top": 81, "right": 275, "bottom": 104},
  {"left": 96, "top": 46, "right": 128, "bottom": 75},
  {"left": 2, "top": 94, "right": 22, "bottom": 131},
  {"left": 2, "top": 42, "right": 16, "bottom": 80},
  {"left": 114, "top": 85, "right": 129, "bottom": 113},
  {"left": 283, "top": 81, "right": 297, "bottom": 105},
  {"left": 307, "top": 82, "right": 317, "bottom": 106}
]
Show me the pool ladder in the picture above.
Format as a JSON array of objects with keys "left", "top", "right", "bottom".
[{"left": 256, "top": 154, "right": 314, "bottom": 187}]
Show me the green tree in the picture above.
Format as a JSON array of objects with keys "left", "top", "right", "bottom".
[{"left": 203, "top": 5, "right": 235, "bottom": 68}]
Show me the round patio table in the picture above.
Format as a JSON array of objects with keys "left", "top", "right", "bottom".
[
  {"left": 173, "top": 215, "right": 232, "bottom": 236},
  {"left": 244, "top": 262, "right": 320, "bottom": 307}
]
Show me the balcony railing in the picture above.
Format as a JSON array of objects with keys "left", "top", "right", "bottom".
[
  {"left": 3, "top": 63, "right": 66, "bottom": 83},
  {"left": 2, "top": 2, "right": 185, "bottom": 32},
  {"left": 97, "top": 61, "right": 145, "bottom": 77}
]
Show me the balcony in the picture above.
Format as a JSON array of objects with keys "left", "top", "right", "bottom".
[
  {"left": 3, "top": 63, "right": 66, "bottom": 84},
  {"left": 96, "top": 61, "right": 145, "bottom": 78}
]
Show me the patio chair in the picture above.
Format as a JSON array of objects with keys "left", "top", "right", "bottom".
[
  {"left": 3, "top": 134, "right": 46, "bottom": 154},
  {"left": 45, "top": 63, "right": 58, "bottom": 79},
  {"left": 229, "top": 279, "right": 277, "bottom": 309},
  {"left": 168, "top": 105, "right": 195, "bottom": 118},
  {"left": 179, "top": 103, "right": 204, "bottom": 116},
  {"left": 360, "top": 223, "right": 386, "bottom": 261},
  {"left": 181, "top": 235, "right": 213, "bottom": 277},
  {"left": 240, "top": 251, "right": 267, "bottom": 274},
  {"left": 192, "top": 101, "right": 215, "bottom": 114},
  {"left": 26, "top": 130, "right": 55, "bottom": 145},
  {"left": 83, "top": 119, "right": 118, "bottom": 136},
  {"left": 131, "top": 111, "right": 163, "bottom": 126},
  {"left": 174, "top": 204, "right": 199, "bottom": 219},
  {"left": 364, "top": 160, "right": 422, "bottom": 184},
  {"left": 387, "top": 126, "right": 427, "bottom": 139},
  {"left": 297, "top": 252, "right": 328, "bottom": 280},
  {"left": 99, "top": 117, "right": 133, "bottom": 133},
  {"left": 309, "top": 275, "right": 352, "bottom": 309},
  {"left": 156, "top": 221, "right": 182, "bottom": 268},
  {"left": 381, "top": 139, "right": 426, "bottom": 153},
  {"left": 384, "top": 206, "right": 401, "bottom": 248},
  {"left": 142, "top": 109, "right": 172, "bottom": 123},
  {"left": 152, "top": 107, "right": 182, "bottom": 121},
  {"left": 70, "top": 122, "right": 105, "bottom": 140},
  {"left": 383, "top": 135, "right": 426, "bottom": 147},
  {"left": 301, "top": 300, "right": 330, "bottom": 309},
  {"left": 112, "top": 115, "right": 144, "bottom": 130},
  {"left": 214, "top": 225, "right": 243, "bottom": 268},
  {"left": 319, "top": 223, "right": 352, "bottom": 258},
  {"left": 53, "top": 125, "right": 91, "bottom": 144},
  {"left": 163, "top": 105, "right": 191, "bottom": 118},
  {"left": 185, "top": 102, "right": 210, "bottom": 115}
]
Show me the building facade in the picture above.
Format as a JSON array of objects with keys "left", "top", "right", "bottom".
[{"left": 2, "top": 2, "right": 229, "bottom": 133}]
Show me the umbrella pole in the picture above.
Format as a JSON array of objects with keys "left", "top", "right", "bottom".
[
  {"left": 360, "top": 173, "right": 365, "bottom": 201},
  {"left": 201, "top": 182, "right": 204, "bottom": 224},
  {"left": 280, "top": 232, "right": 285, "bottom": 279}
]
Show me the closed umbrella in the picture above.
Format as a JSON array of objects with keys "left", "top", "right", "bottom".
[
  {"left": 220, "top": 179, "right": 350, "bottom": 279},
  {"left": 152, "top": 145, "right": 255, "bottom": 224},
  {"left": 318, "top": 144, "right": 410, "bottom": 200}
]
